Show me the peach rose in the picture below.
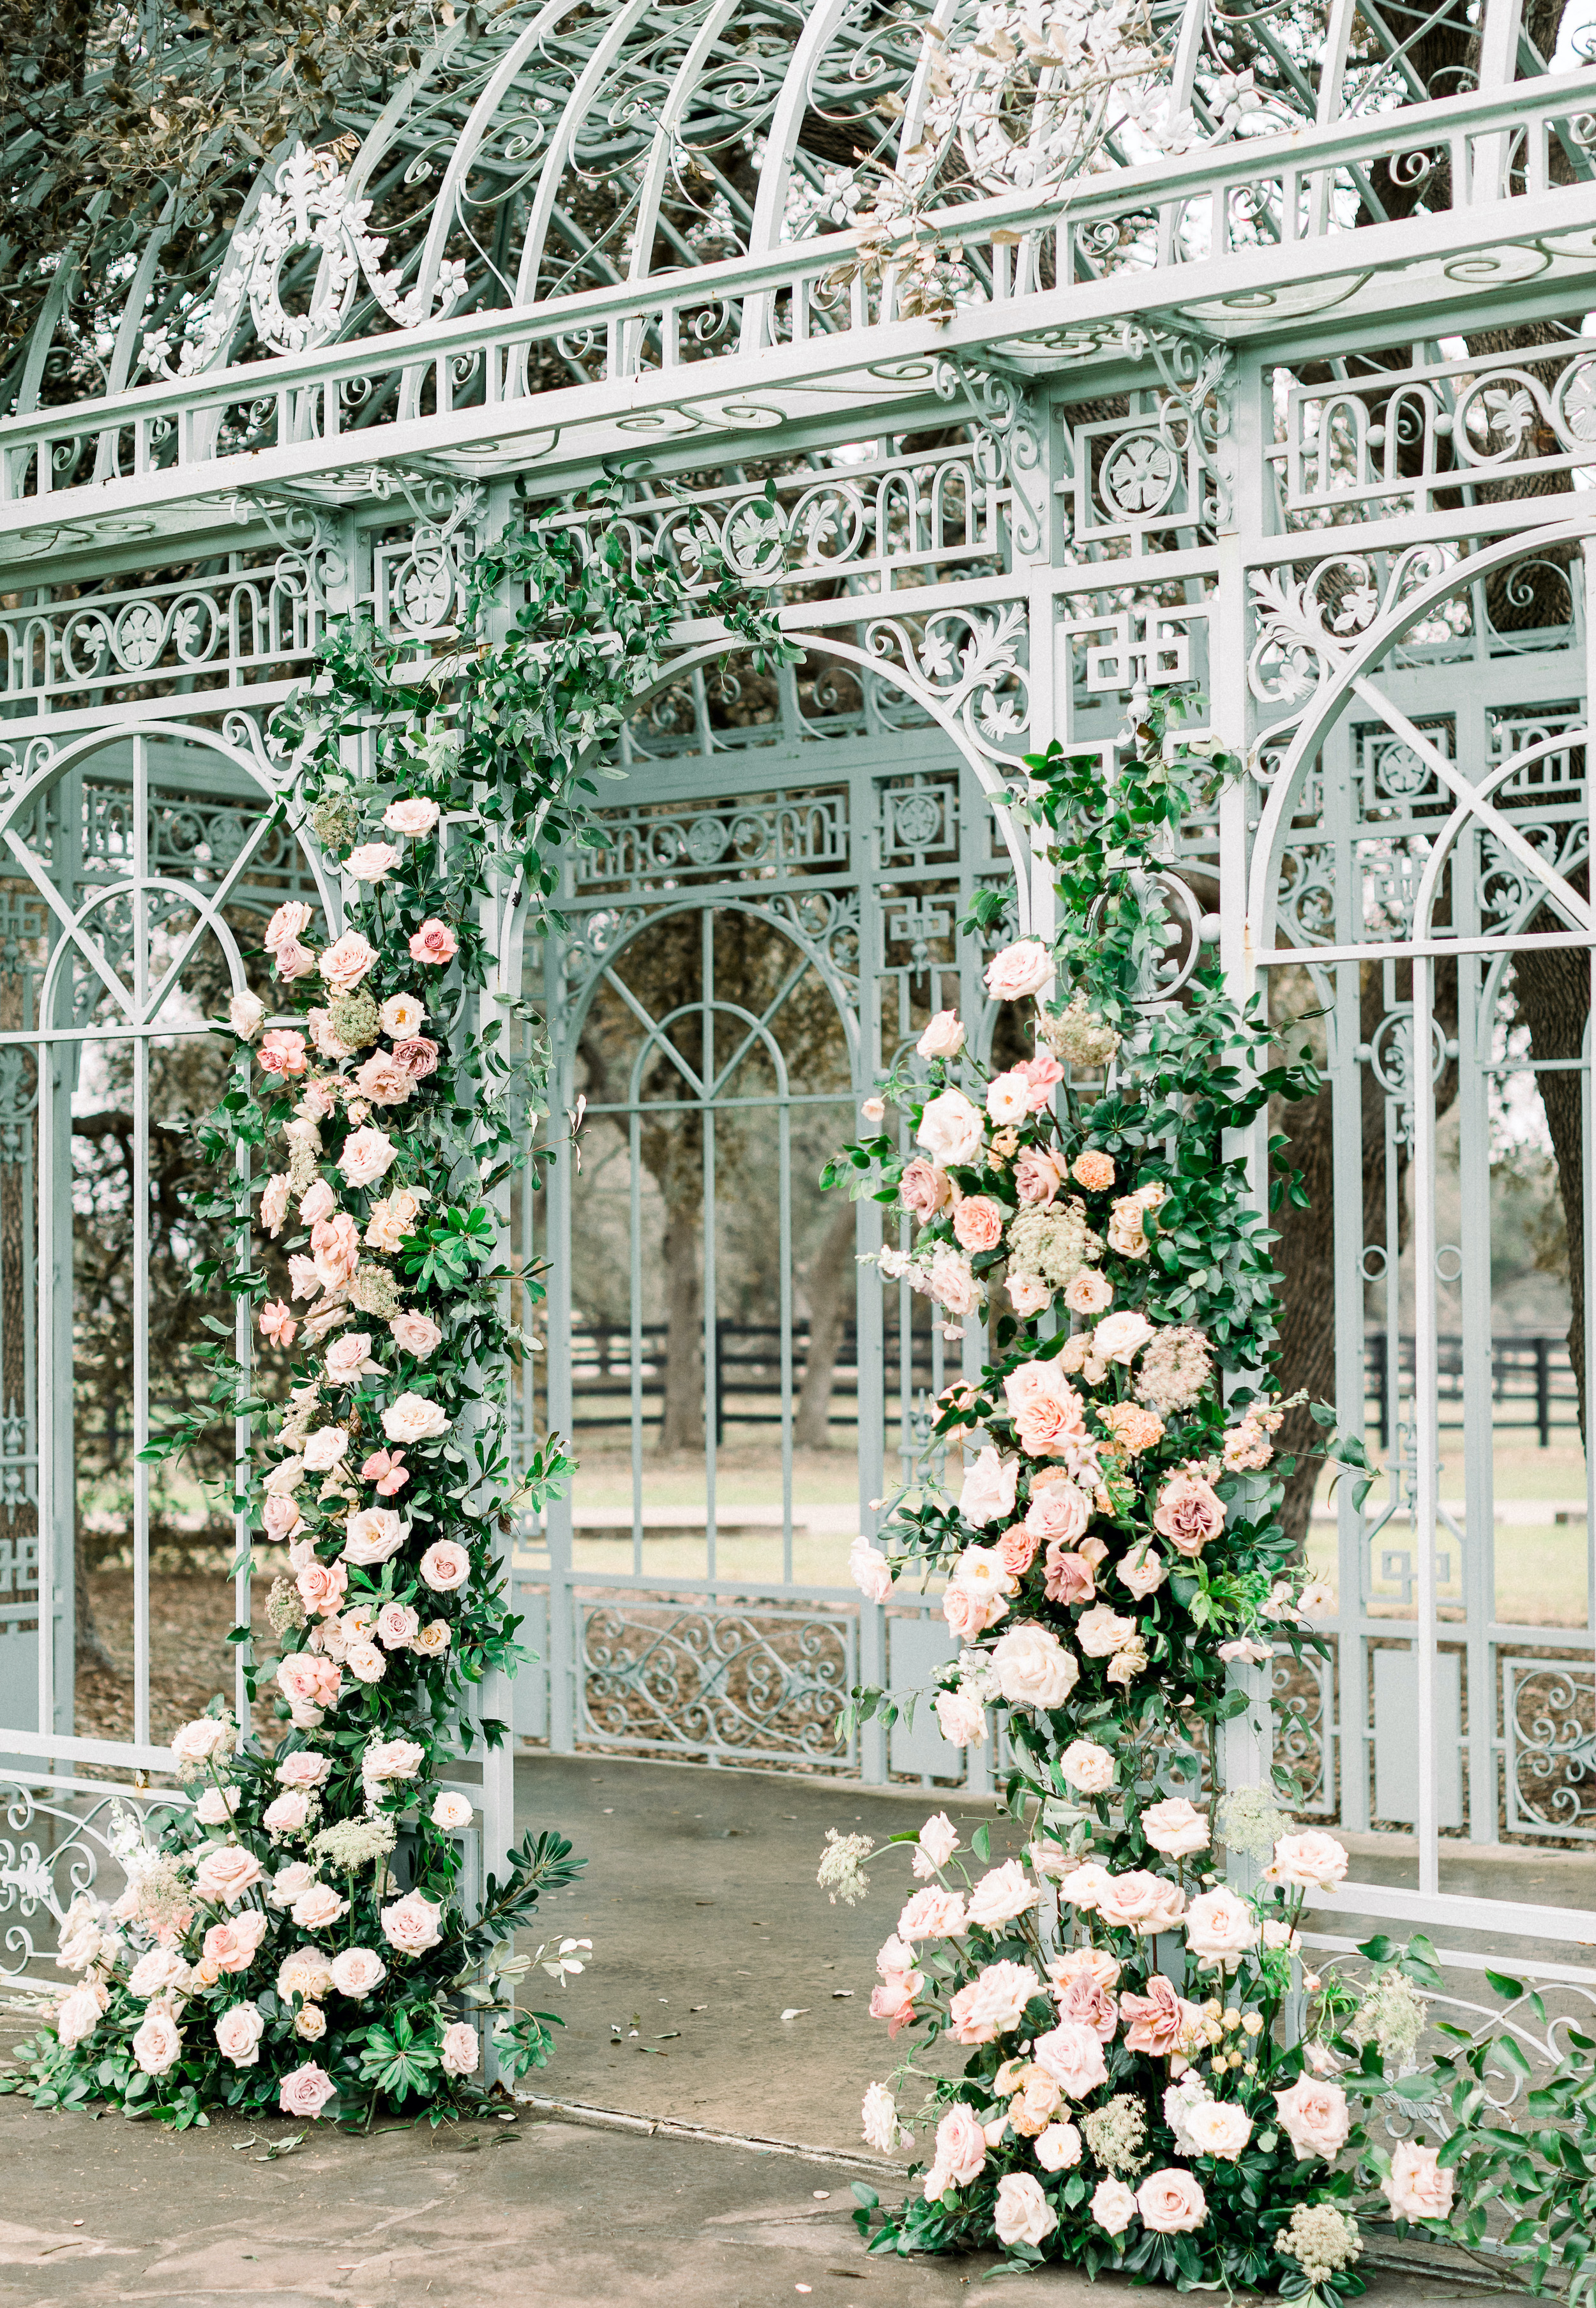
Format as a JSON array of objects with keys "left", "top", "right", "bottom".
[
  {"left": 296, "top": 1558, "right": 347, "bottom": 1618},
  {"left": 345, "top": 1636, "right": 386, "bottom": 1684},
  {"left": 1136, "top": 2169, "right": 1207, "bottom": 2233},
  {"left": 996, "top": 1522, "right": 1040, "bottom": 1577},
  {"left": 202, "top": 1910, "right": 269, "bottom": 1973},
  {"left": 409, "top": 917, "right": 458, "bottom": 967},
  {"left": 276, "top": 1943, "right": 335, "bottom": 1998},
  {"left": 361, "top": 1447, "right": 410, "bottom": 1497},
  {"left": 1072, "top": 1149, "right": 1115, "bottom": 1191},
  {"left": 1141, "top": 1798, "right": 1210, "bottom": 1859},
  {"left": 1064, "top": 1269, "right": 1113, "bottom": 1315},
  {"left": 318, "top": 931, "right": 378, "bottom": 992},
  {"left": 278, "top": 2061, "right": 338, "bottom": 2118},
  {"left": 952, "top": 1195, "right": 1005, "bottom": 1254},
  {"left": 870, "top": 1969, "right": 922, "bottom": 2036},
  {"left": 414, "top": 1617, "right": 452, "bottom": 1656},
  {"left": 1076, "top": 1603, "right": 1136, "bottom": 1657},
  {"left": 354, "top": 1052, "right": 416, "bottom": 1106},
  {"left": 1108, "top": 1196, "right": 1150, "bottom": 1256},
  {"left": 259, "top": 1029, "right": 308, "bottom": 1078},
  {"left": 984, "top": 939, "right": 1055, "bottom": 1002},
  {"left": 312, "top": 1211, "right": 361, "bottom": 1286},
  {"left": 380, "top": 1890, "right": 444, "bottom": 1956}
]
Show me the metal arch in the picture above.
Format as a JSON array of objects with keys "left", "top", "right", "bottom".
[{"left": 1246, "top": 513, "right": 1596, "bottom": 956}]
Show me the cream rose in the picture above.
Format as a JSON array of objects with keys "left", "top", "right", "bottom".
[
  {"left": 383, "top": 798, "right": 440, "bottom": 838},
  {"left": 948, "top": 1959, "right": 1041, "bottom": 2044},
  {"left": 317, "top": 931, "right": 378, "bottom": 992},
  {"left": 958, "top": 1446, "right": 1020, "bottom": 1529},
  {"left": 1141, "top": 1797, "right": 1210, "bottom": 1859},
  {"left": 441, "top": 2021, "right": 480, "bottom": 2077},
  {"left": 432, "top": 1790, "right": 475, "bottom": 1830},
  {"left": 917, "top": 1009, "right": 965, "bottom": 1060},
  {"left": 896, "top": 1887, "right": 968, "bottom": 1942},
  {"left": 985, "top": 1070, "right": 1030, "bottom": 1126},
  {"left": 1267, "top": 1830, "right": 1349, "bottom": 1892},
  {"left": 917, "top": 1087, "right": 984, "bottom": 1168},
  {"left": 1092, "top": 2176, "right": 1138, "bottom": 2235},
  {"left": 330, "top": 1947, "right": 388, "bottom": 1998},
  {"left": 993, "top": 2172, "right": 1058, "bottom": 2249},
  {"left": 193, "top": 1846, "right": 264, "bottom": 1905},
  {"left": 1008, "top": 1272, "right": 1053, "bottom": 1317},
  {"left": 276, "top": 1944, "right": 335, "bottom": 2000},
  {"left": 924, "top": 2102, "right": 987, "bottom": 2198},
  {"left": 342, "top": 1506, "right": 405, "bottom": 1567},
  {"left": 1032, "top": 2019, "right": 1109, "bottom": 2098},
  {"left": 338, "top": 1126, "right": 397, "bottom": 1188},
  {"left": 171, "top": 1714, "right": 235, "bottom": 1770},
  {"left": 1034, "top": 2120, "right": 1082, "bottom": 2173},
  {"left": 292, "top": 1883, "right": 349, "bottom": 1931},
  {"left": 990, "top": 1621, "right": 1080, "bottom": 1710},
  {"left": 1184, "top": 2099, "right": 1253, "bottom": 2160},
  {"left": 1059, "top": 1739, "right": 1117, "bottom": 1795},
  {"left": 1093, "top": 1310, "right": 1155, "bottom": 1364},
  {"left": 132, "top": 2009, "right": 183, "bottom": 2075},
  {"left": 127, "top": 1949, "right": 190, "bottom": 1998},
  {"left": 389, "top": 1311, "right": 442, "bottom": 1358},
  {"left": 1183, "top": 1886, "right": 1260, "bottom": 1967},
  {"left": 965, "top": 1862, "right": 1041, "bottom": 1929},
  {"left": 215, "top": 2002, "right": 266, "bottom": 2067},
  {"left": 383, "top": 1392, "right": 451, "bottom": 1445},
  {"left": 56, "top": 1982, "right": 108, "bottom": 2049},
  {"left": 849, "top": 1536, "right": 894, "bottom": 1604},
  {"left": 1076, "top": 1603, "right": 1136, "bottom": 1657},
  {"left": 229, "top": 990, "right": 266, "bottom": 1040},
  {"left": 419, "top": 1539, "right": 471, "bottom": 1592}
]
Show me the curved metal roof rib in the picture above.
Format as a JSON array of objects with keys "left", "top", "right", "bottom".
[{"left": 1, "top": 0, "right": 1562, "bottom": 416}]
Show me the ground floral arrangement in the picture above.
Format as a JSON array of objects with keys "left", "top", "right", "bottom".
[
  {"left": 10, "top": 489, "right": 789, "bottom": 2130},
  {"left": 815, "top": 710, "right": 1488, "bottom": 2291}
]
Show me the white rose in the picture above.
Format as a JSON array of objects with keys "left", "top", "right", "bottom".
[
  {"left": 917, "top": 1088, "right": 984, "bottom": 1168},
  {"left": 1183, "top": 2099, "right": 1252, "bottom": 2160},
  {"left": 917, "top": 1010, "right": 965, "bottom": 1060},
  {"left": 958, "top": 1446, "right": 1020, "bottom": 1528},
  {"left": 984, "top": 940, "right": 1055, "bottom": 1002},
  {"left": 215, "top": 2002, "right": 266, "bottom": 2067},
  {"left": 382, "top": 1392, "right": 451, "bottom": 1444},
  {"left": 228, "top": 991, "right": 266, "bottom": 1040},
  {"left": 993, "top": 2171, "right": 1058, "bottom": 2249},
  {"left": 1034, "top": 2120, "right": 1082, "bottom": 2172},
  {"left": 1267, "top": 1829, "right": 1349, "bottom": 1892}
]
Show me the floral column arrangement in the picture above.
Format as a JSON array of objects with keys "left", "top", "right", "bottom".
[{"left": 821, "top": 709, "right": 1459, "bottom": 2290}]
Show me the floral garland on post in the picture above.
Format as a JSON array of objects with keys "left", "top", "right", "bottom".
[
  {"left": 13, "top": 484, "right": 792, "bottom": 2130},
  {"left": 815, "top": 704, "right": 1466, "bottom": 2292}
]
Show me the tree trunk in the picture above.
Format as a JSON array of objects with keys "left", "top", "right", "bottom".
[
  {"left": 794, "top": 1202, "right": 857, "bottom": 1449},
  {"left": 657, "top": 1200, "right": 705, "bottom": 1452},
  {"left": 1511, "top": 863, "right": 1590, "bottom": 1444}
]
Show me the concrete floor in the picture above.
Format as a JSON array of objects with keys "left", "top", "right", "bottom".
[{"left": 0, "top": 1753, "right": 1558, "bottom": 2305}]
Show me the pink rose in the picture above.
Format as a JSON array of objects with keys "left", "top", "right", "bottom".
[
  {"left": 958, "top": 1445, "right": 1020, "bottom": 1528},
  {"left": 936, "top": 1689, "right": 987, "bottom": 1746},
  {"left": 1008, "top": 1272, "right": 1053, "bottom": 1317},
  {"left": 380, "top": 1890, "right": 444, "bottom": 1956},
  {"left": 1033, "top": 2019, "right": 1110, "bottom": 2098},
  {"left": 897, "top": 1887, "right": 968, "bottom": 1942},
  {"left": 898, "top": 1157, "right": 951, "bottom": 1220},
  {"left": 296, "top": 1179, "right": 334, "bottom": 1226},
  {"left": 870, "top": 1970, "right": 922, "bottom": 2036},
  {"left": 1014, "top": 1149, "right": 1062, "bottom": 1205},
  {"left": 337, "top": 1126, "right": 396, "bottom": 1187},
  {"left": 1383, "top": 2139, "right": 1454, "bottom": 2220},
  {"left": 344, "top": 842, "right": 401, "bottom": 882},
  {"left": 324, "top": 1331, "right": 381, "bottom": 1388},
  {"left": 984, "top": 939, "right": 1055, "bottom": 1002},
  {"left": 262, "top": 1495, "right": 302, "bottom": 1544},
  {"left": 1055, "top": 1973, "right": 1119, "bottom": 2042},
  {"left": 1274, "top": 2076, "right": 1351, "bottom": 2162},
  {"left": 276, "top": 1652, "right": 342, "bottom": 1725},
  {"left": 393, "top": 1036, "right": 439, "bottom": 1078},
  {"left": 55, "top": 1982, "right": 108, "bottom": 2049},
  {"left": 259, "top": 1030, "right": 308, "bottom": 1079},
  {"left": 201, "top": 1909, "right": 269, "bottom": 1973},
  {"left": 260, "top": 1175, "right": 290, "bottom": 1237},
  {"left": 330, "top": 1947, "right": 388, "bottom": 1998},
  {"left": 389, "top": 1311, "right": 442, "bottom": 1358},
  {"left": 996, "top": 1523, "right": 1039, "bottom": 1577},
  {"left": 260, "top": 1299, "right": 297, "bottom": 1348},
  {"left": 264, "top": 900, "right": 314, "bottom": 953},
  {"left": 193, "top": 1846, "right": 264, "bottom": 1905},
  {"left": 927, "top": 1246, "right": 980, "bottom": 1316},
  {"left": 1141, "top": 1799, "right": 1210, "bottom": 1859},
  {"left": 132, "top": 2009, "right": 183, "bottom": 2075},
  {"left": 849, "top": 1536, "right": 894, "bottom": 1604},
  {"left": 409, "top": 917, "right": 458, "bottom": 967},
  {"left": 376, "top": 1601, "right": 419, "bottom": 1650},
  {"left": 312, "top": 1211, "right": 361, "bottom": 1287},
  {"left": 1014, "top": 1052, "right": 1064, "bottom": 1106},
  {"left": 1137, "top": 2169, "right": 1207, "bottom": 2233},
  {"left": 952, "top": 1195, "right": 1004, "bottom": 1253},
  {"left": 1042, "top": 1544, "right": 1096, "bottom": 1605},
  {"left": 384, "top": 797, "right": 440, "bottom": 837},
  {"left": 942, "top": 1581, "right": 1001, "bottom": 1642},
  {"left": 948, "top": 1959, "right": 1040, "bottom": 2045},
  {"left": 278, "top": 2061, "right": 338, "bottom": 2119},
  {"left": 215, "top": 2002, "right": 266, "bottom": 2066},
  {"left": 916, "top": 1009, "right": 965, "bottom": 1060},
  {"left": 441, "top": 2021, "right": 481, "bottom": 2077},
  {"left": 924, "top": 2103, "right": 987, "bottom": 2199},
  {"left": 274, "top": 938, "right": 316, "bottom": 982},
  {"left": 292, "top": 1882, "right": 349, "bottom": 1931},
  {"left": 1120, "top": 1973, "right": 1198, "bottom": 2055},
  {"left": 1095, "top": 1870, "right": 1187, "bottom": 1935},
  {"left": 1026, "top": 1479, "right": 1090, "bottom": 1544},
  {"left": 419, "top": 1539, "right": 471, "bottom": 1592},
  {"left": 318, "top": 931, "right": 379, "bottom": 992},
  {"left": 965, "top": 1862, "right": 1040, "bottom": 1929},
  {"left": 276, "top": 1750, "right": 330, "bottom": 1789},
  {"left": 383, "top": 1392, "right": 451, "bottom": 1445},
  {"left": 1153, "top": 1470, "right": 1226, "bottom": 1557},
  {"left": 354, "top": 1052, "right": 416, "bottom": 1106},
  {"left": 1183, "top": 1886, "right": 1260, "bottom": 1967},
  {"left": 264, "top": 1790, "right": 312, "bottom": 1836},
  {"left": 363, "top": 1737, "right": 426, "bottom": 1780}
]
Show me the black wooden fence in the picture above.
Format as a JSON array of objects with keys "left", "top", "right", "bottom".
[{"left": 562, "top": 1323, "right": 1580, "bottom": 1447}]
